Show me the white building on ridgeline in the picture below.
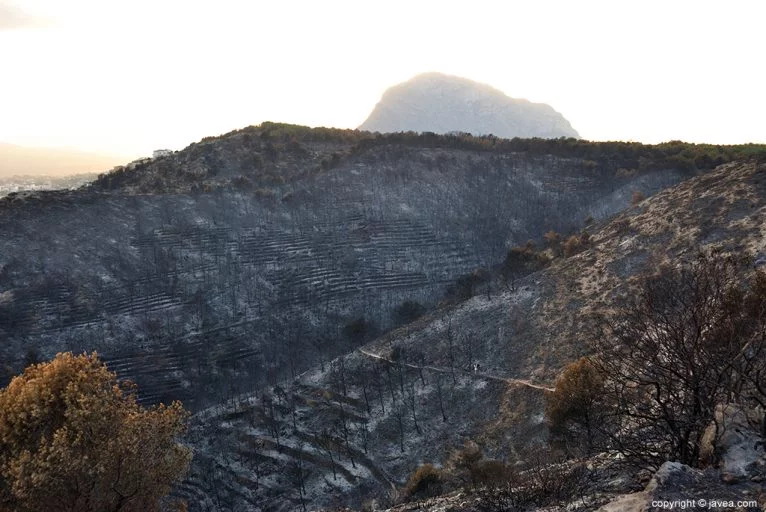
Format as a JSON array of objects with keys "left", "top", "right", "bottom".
[{"left": 152, "top": 149, "right": 174, "bottom": 158}]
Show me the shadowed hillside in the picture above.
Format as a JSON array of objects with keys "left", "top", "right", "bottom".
[
  {"left": 1, "top": 122, "right": 765, "bottom": 510},
  {"left": 1, "top": 124, "right": 763, "bottom": 414},
  {"left": 174, "top": 159, "right": 766, "bottom": 511}
]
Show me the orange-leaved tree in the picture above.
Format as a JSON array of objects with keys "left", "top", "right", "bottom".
[
  {"left": 0, "top": 352, "right": 191, "bottom": 512},
  {"left": 545, "top": 357, "right": 604, "bottom": 453}
]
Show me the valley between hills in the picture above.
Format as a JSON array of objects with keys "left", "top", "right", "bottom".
[{"left": 1, "top": 123, "right": 766, "bottom": 511}]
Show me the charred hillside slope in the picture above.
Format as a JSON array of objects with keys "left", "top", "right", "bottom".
[
  {"left": 0, "top": 124, "right": 758, "bottom": 413},
  {"left": 177, "top": 160, "right": 766, "bottom": 512}
]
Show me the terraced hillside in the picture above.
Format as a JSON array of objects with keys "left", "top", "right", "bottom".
[
  {"left": 1, "top": 125, "right": 753, "bottom": 414},
  {"left": 0, "top": 132, "right": 705, "bottom": 412},
  {"left": 176, "top": 160, "right": 766, "bottom": 511}
]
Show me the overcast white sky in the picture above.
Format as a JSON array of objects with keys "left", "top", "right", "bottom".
[{"left": 1, "top": 0, "right": 764, "bottom": 157}]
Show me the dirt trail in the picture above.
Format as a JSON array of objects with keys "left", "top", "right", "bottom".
[{"left": 357, "top": 348, "right": 554, "bottom": 392}]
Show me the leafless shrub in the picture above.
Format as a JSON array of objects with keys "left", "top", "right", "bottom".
[
  {"left": 592, "top": 251, "right": 766, "bottom": 468},
  {"left": 476, "top": 448, "right": 590, "bottom": 511}
]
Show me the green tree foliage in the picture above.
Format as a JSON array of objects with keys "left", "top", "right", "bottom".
[{"left": 0, "top": 352, "right": 191, "bottom": 512}]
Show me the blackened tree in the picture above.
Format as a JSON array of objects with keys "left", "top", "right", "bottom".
[{"left": 594, "top": 252, "right": 766, "bottom": 468}]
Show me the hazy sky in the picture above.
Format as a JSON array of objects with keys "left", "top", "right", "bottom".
[{"left": 1, "top": 0, "right": 764, "bottom": 158}]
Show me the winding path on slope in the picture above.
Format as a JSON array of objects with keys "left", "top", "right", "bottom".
[{"left": 356, "top": 348, "right": 554, "bottom": 392}]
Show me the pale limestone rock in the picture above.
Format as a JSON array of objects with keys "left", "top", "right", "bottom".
[{"left": 359, "top": 72, "right": 579, "bottom": 139}]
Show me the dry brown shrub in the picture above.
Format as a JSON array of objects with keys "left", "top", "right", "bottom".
[{"left": 0, "top": 352, "right": 191, "bottom": 512}]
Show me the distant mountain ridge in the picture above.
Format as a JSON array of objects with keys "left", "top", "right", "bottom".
[{"left": 359, "top": 72, "right": 579, "bottom": 139}]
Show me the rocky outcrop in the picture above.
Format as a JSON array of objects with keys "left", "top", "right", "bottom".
[
  {"left": 359, "top": 72, "right": 579, "bottom": 139},
  {"left": 700, "top": 405, "right": 766, "bottom": 482},
  {"left": 598, "top": 461, "right": 760, "bottom": 512}
]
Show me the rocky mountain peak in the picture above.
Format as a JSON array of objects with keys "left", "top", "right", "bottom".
[{"left": 359, "top": 72, "right": 579, "bottom": 139}]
